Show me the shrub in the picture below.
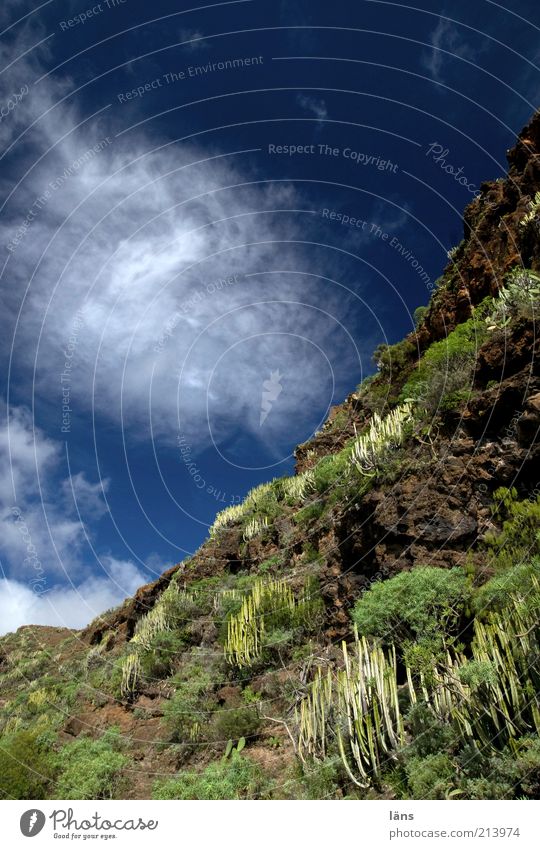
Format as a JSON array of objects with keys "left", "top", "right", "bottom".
[
  {"left": 139, "top": 629, "right": 188, "bottom": 680},
  {"left": 312, "top": 449, "right": 351, "bottom": 494},
  {"left": 400, "top": 313, "right": 488, "bottom": 414},
  {"left": 352, "top": 566, "right": 470, "bottom": 645},
  {"left": 405, "top": 703, "right": 455, "bottom": 759},
  {"left": 483, "top": 487, "right": 540, "bottom": 574},
  {"left": 474, "top": 557, "right": 540, "bottom": 615},
  {"left": 163, "top": 655, "right": 218, "bottom": 742},
  {"left": 405, "top": 753, "right": 456, "bottom": 799},
  {"left": 373, "top": 338, "right": 416, "bottom": 377},
  {"left": 293, "top": 501, "right": 325, "bottom": 525},
  {"left": 413, "top": 305, "right": 427, "bottom": 327},
  {"left": 212, "top": 706, "right": 260, "bottom": 744},
  {"left": 0, "top": 730, "right": 53, "bottom": 799},
  {"left": 152, "top": 752, "right": 271, "bottom": 799},
  {"left": 55, "top": 729, "right": 128, "bottom": 799}
]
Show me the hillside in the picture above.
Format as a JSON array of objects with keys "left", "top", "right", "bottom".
[{"left": 1, "top": 111, "right": 540, "bottom": 801}]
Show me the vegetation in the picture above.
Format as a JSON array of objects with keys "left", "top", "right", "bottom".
[
  {"left": 55, "top": 729, "right": 128, "bottom": 799},
  {"left": 153, "top": 752, "right": 271, "bottom": 800}
]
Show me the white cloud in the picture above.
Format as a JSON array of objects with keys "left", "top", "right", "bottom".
[
  {"left": 0, "top": 556, "right": 148, "bottom": 635},
  {"left": 0, "top": 29, "right": 359, "bottom": 456},
  {"left": 423, "top": 17, "right": 478, "bottom": 84}
]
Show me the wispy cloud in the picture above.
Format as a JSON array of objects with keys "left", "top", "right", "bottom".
[
  {"left": 423, "top": 17, "right": 478, "bottom": 84},
  {"left": 297, "top": 93, "right": 328, "bottom": 121},
  {"left": 1, "top": 30, "right": 356, "bottom": 456}
]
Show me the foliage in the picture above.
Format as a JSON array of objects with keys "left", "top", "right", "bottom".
[
  {"left": 298, "top": 580, "right": 540, "bottom": 790},
  {"left": 0, "top": 730, "right": 53, "bottom": 799},
  {"left": 400, "top": 313, "right": 488, "bottom": 415},
  {"left": 350, "top": 402, "right": 414, "bottom": 477},
  {"left": 225, "top": 577, "right": 322, "bottom": 667},
  {"left": 297, "top": 632, "right": 404, "bottom": 787},
  {"left": 213, "top": 706, "right": 260, "bottom": 744},
  {"left": 120, "top": 580, "right": 199, "bottom": 696},
  {"left": 373, "top": 338, "right": 416, "bottom": 378},
  {"left": 55, "top": 729, "right": 128, "bottom": 799},
  {"left": 519, "top": 192, "right": 540, "bottom": 227},
  {"left": 152, "top": 752, "right": 271, "bottom": 799},
  {"left": 413, "top": 305, "right": 428, "bottom": 327},
  {"left": 486, "top": 268, "right": 540, "bottom": 329},
  {"left": 482, "top": 487, "right": 540, "bottom": 574},
  {"left": 312, "top": 448, "right": 351, "bottom": 494},
  {"left": 352, "top": 566, "right": 470, "bottom": 646},
  {"left": 163, "top": 653, "right": 219, "bottom": 742},
  {"left": 406, "top": 753, "right": 455, "bottom": 799}
]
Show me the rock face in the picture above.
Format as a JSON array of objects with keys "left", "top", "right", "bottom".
[{"left": 2, "top": 112, "right": 540, "bottom": 800}]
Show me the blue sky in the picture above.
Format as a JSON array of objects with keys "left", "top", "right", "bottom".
[{"left": 0, "top": 0, "right": 539, "bottom": 632}]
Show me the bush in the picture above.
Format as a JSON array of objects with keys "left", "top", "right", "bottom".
[
  {"left": 55, "top": 729, "right": 128, "bottom": 799},
  {"left": 0, "top": 730, "right": 53, "bottom": 799},
  {"left": 352, "top": 566, "right": 470, "bottom": 645},
  {"left": 400, "top": 314, "right": 488, "bottom": 414},
  {"left": 312, "top": 450, "right": 350, "bottom": 494},
  {"left": 483, "top": 487, "right": 540, "bottom": 573},
  {"left": 212, "top": 706, "right": 260, "bottom": 744},
  {"left": 406, "top": 753, "right": 456, "bottom": 799},
  {"left": 405, "top": 703, "right": 455, "bottom": 759},
  {"left": 139, "top": 630, "right": 188, "bottom": 680},
  {"left": 152, "top": 752, "right": 271, "bottom": 799}
]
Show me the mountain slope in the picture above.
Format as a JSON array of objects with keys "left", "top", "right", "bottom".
[{"left": 1, "top": 112, "right": 540, "bottom": 801}]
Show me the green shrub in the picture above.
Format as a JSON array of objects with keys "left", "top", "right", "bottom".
[
  {"left": 293, "top": 501, "right": 325, "bottom": 525},
  {"left": 152, "top": 752, "right": 271, "bottom": 799},
  {"left": 139, "top": 629, "right": 188, "bottom": 680},
  {"left": 0, "top": 730, "right": 53, "bottom": 799},
  {"left": 413, "top": 305, "right": 428, "bottom": 327},
  {"left": 483, "top": 487, "right": 540, "bottom": 573},
  {"left": 55, "top": 729, "right": 128, "bottom": 799},
  {"left": 400, "top": 313, "right": 488, "bottom": 414},
  {"left": 312, "top": 449, "right": 351, "bottom": 494},
  {"left": 352, "top": 566, "right": 470, "bottom": 645},
  {"left": 373, "top": 338, "right": 416, "bottom": 377},
  {"left": 212, "top": 706, "right": 260, "bottom": 744},
  {"left": 163, "top": 656, "right": 218, "bottom": 742},
  {"left": 405, "top": 703, "right": 455, "bottom": 759}
]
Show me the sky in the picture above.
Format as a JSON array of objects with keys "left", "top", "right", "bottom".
[{"left": 0, "top": 0, "right": 539, "bottom": 634}]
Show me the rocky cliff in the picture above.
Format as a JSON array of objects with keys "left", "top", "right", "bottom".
[{"left": 1, "top": 112, "right": 540, "bottom": 801}]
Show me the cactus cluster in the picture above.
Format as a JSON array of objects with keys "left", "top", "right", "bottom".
[
  {"left": 297, "top": 631, "right": 404, "bottom": 786},
  {"left": 350, "top": 402, "right": 414, "bottom": 477},
  {"left": 242, "top": 515, "right": 269, "bottom": 542},
  {"left": 224, "top": 578, "right": 296, "bottom": 667},
  {"left": 120, "top": 580, "right": 194, "bottom": 697},
  {"left": 280, "top": 470, "right": 316, "bottom": 503},
  {"left": 297, "top": 590, "right": 540, "bottom": 786}
]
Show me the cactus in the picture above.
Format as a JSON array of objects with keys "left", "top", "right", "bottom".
[
  {"left": 119, "top": 580, "right": 194, "bottom": 696},
  {"left": 297, "top": 631, "right": 404, "bottom": 786},
  {"left": 280, "top": 471, "right": 316, "bottom": 503},
  {"left": 242, "top": 515, "right": 269, "bottom": 542},
  {"left": 297, "top": 588, "right": 540, "bottom": 786},
  {"left": 519, "top": 191, "right": 540, "bottom": 227},
  {"left": 350, "top": 402, "right": 413, "bottom": 477}
]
